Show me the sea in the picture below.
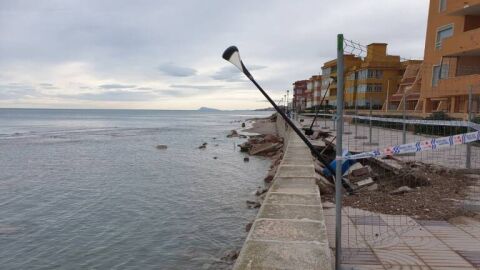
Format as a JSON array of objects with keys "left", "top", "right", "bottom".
[{"left": 0, "top": 108, "right": 273, "bottom": 270}]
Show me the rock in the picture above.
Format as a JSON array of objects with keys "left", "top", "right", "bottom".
[
  {"left": 213, "top": 156, "right": 218, "bottom": 160},
  {"left": 314, "top": 163, "right": 324, "bottom": 174},
  {"left": 367, "top": 183, "right": 379, "bottom": 191},
  {"left": 245, "top": 222, "right": 253, "bottom": 232},
  {"left": 264, "top": 168, "right": 276, "bottom": 183},
  {"left": 198, "top": 145, "right": 206, "bottom": 149},
  {"left": 244, "top": 157, "right": 250, "bottom": 162},
  {"left": 221, "top": 250, "right": 239, "bottom": 262},
  {"left": 356, "top": 178, "right": 374, "bottom": 187},
  {"left": 239, "top": 142, "right": 251, "bottom": 152},
  {"left": 246, "top": 200, "right": 261, "bottom": 209},
  {"left": 202, "top": 142, "right": 208, "bottom": 146},
  {"left": 156, "top": 145, "right": 168, "bottom": 150},
  {"left": 249, "top": 143, "right": 282, "bottom": 156},
  {"left": 255, "top": 187, "right": 268, "bottom": 196},
  {"left": 214, "top": 144, "right": 219, "bottom": 147},
  {"left": 314, "top": 174, "right": 335, "bottom": 194},
  {"left": 241, "top": 122, "right": 246, "bottom": 128},
  {"left": 213, "top": 137, "right": 217, "bottom": 140},
  {"left": 264, "top": 134, "right": 280, "bottom": 143},
  {"left": 390, "top": 186, "right": 413, "bottom": 195},
  {"left": 227, "top": 130, "right": 239, "bottom": 138}
]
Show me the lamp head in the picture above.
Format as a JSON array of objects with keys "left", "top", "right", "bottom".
[{"left": 222, "top": 46, "right": 244, "bottom": 72}]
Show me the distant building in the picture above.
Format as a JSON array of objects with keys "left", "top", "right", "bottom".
[
  {"left": 418, "top": 0, "right": 480, "bottom": 115},
  {"left": 321, "top": 55, "right": 362, "bottom": 107},
  {"left": 306, "top": 77, "right": 315, "bottom": 109},
  {"left": 387, "top": 60, "right": 423, "bottom": 111},
  {"left": 346, "top": 43, "right": 403, "bottom": 109},
  {"left": 306, "top": 75, "right": 323, "bottom": 109},
  {"left": 292, "top": 80, "right": 308, "bottom": 111}
]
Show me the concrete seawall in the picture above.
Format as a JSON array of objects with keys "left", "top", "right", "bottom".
[{"left": 233, "top": 116, "right": 332, "bottom": 270}]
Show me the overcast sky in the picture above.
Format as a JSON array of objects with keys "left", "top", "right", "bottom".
[{"left": 0, "top": 0, "right": 429, "bottom": 110}]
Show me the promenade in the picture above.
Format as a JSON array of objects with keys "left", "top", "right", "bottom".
[{"left": 233, "top": 121, "right": 333, "bottom": 269}]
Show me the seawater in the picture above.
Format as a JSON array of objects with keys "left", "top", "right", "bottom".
[{"left": 0, "top": 109, "right": 272, "bottom": 270}]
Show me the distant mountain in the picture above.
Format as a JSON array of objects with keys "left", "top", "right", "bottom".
[
  {"left": 198, "top": 107, "right": 221, "bottom": 112},
  {"left": 254, "top": 107, "right": 276, "bottom": 111}
]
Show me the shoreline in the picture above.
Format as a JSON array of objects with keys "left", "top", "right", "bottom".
[{"left": 222, "top": 113, "right": 285, "bottom": 265}]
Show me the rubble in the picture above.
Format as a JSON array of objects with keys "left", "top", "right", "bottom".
[
  {"left": 246, "top": 200, "right": 261, "bottom": 209},
  {"left": 227, "top": 130, "right": 239, "bottom": 138},
  {"left": 390, "top": 186, "right": 413, "bottom": 195}
]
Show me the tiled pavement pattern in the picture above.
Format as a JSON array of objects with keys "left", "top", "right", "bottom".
[
  {"left": 324, "top": 204, "right": 480, "bottom": 270},
  {"left": 233, "top": 120, "right": 333, "bottom": 269},
  {"left": 304, "top": 117, "right": 480, "bottom": 169}
]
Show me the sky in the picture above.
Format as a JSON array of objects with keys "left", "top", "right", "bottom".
[{"left": 0, "top": 0, "right": 429, "bottom": 110}]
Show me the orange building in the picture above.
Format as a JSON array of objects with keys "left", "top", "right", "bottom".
[
  {"left": 418, "top": 0, "right": 480, "bottom": 114},
  {"left": 387, "top": 60, "right": 423, "bottom": 111},
  {"left": 345, "top": 44, "right": 403, "bottom": 109},
  {"left": 321, "top": 55, "right": 362, "bottom": 107}
]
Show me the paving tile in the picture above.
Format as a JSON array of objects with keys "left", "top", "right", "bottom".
[
  {"left": 456, "top": 250, "right": 480, "bottom": 267},
  {"left": 440, "top": 236, "right": 480, "bottom": 251},
  {"left": 383, "top": 266, "right": 430, "bottom": 270},
  {"left": 414, "top": 249, "right": 472, "bottom": 268},
  {"left": 402, "top": 236, "right": 450, "bottom": 250},
  {"left": 351, "top": 215, "right": 388, "bottom": 226},
  {"left": 275, "top": 165, "right": 315, "bottom": 178},
  {"left": 428, "top": 267, "right": 476, "bottom": 270},
  {"left": 374, "top": 249, "right": 425, "bottom": 267},
  {"left": 341, "top": 264, "right": 386, "bottom": 270},
  {"left": 342, "top": 248, "right": 382, "bottom": 265}
]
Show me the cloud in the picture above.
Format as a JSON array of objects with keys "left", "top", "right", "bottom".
[
  {"left": 62, "top": 90, "right": 158, "bottom": 102},
  {"left": 158, "top": 63, "right": 197, "bottom": 77},
  {"left": 211, "top": 65, "right": 267, "bottom": 82},
  {"left": 0, "top": 83, "right": 39, "bottom": 100},
  {"left": 0, "top": 0, "right": 429, "bottom": 109},
  {"left": 99, "top": 83, "right": 136, "bottom": 89}
]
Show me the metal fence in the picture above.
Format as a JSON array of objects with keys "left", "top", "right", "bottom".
[{"left": 310, "top": 35, "right": 480, "bottom": 270}]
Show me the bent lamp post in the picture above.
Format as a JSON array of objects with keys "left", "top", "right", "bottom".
[{"left": 222, "top": 46, "right": 334, "bottom": 174}]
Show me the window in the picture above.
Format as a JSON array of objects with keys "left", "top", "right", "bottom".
[
  {"left": 432, "top": 65, "right": 441, "bottom": 86},
  {"left": 432, "top": 63, "right": 449, "bottom": 86},
  {"left": 439, "top": 0, "right": 447, "bottom": 12},
  {"left": 436, "top": 24, "right": 454, "bottom": 49}
]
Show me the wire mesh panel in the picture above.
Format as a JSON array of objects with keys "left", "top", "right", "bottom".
[{"left": 314, "top": 37, "right": 480, "bottom": 268}]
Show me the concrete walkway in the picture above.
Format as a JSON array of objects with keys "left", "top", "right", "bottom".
[
  {"left": 323, "top": 204, "right": 480, "bottom": 270},
  {"left": 233, "top": 127, "right": 333, "bottom": 270}
]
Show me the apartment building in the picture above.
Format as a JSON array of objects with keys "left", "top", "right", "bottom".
[
  {"left": 418, "top": 0, "right": 480, "bottom": 114},
  {"left": 292, "top": 80, "right": 308, "bottom": 111},
  {"left": 386, "top": 60, "right": 423, "bottom": 111},
  {"left": 321, "top": 55, "right": 362, "bottom": 107}
]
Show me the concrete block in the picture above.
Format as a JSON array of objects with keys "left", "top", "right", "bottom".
[
  {"left": 234, "top": 240, "right": 332, "bottom": 270},
  {"left": 258, "top": 204, "right": 325, "bottom": 221},
  {"left": 250, "top": 219, "right": 327, "bottom": 242}
]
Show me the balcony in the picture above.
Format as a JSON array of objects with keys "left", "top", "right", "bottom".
[
  {"left": 433, "top": 74, "right": 480, "bottom": 97},
  {"left": 442, "top": 27, "right": 480, "bottom": 57},
  {"left": 448, "top": 2, "right": 480, "bottom": 16}
]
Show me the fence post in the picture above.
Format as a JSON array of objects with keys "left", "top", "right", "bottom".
[
  {"left": 335, "top": 33, "right": 345, "bottom": 270},
  {"left": 364, "top": 98, "right": 379, "bottom": 146},
  {"left": 403, "top": 89, "right": 407, "bottom": 144},
  {"left": 466, "top": 85, "right": 473, "bottom": 169}
]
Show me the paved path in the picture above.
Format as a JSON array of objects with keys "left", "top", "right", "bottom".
[
  {"left": 305, "top": 117, "right": 480, "bottom": 169},
  {"left": 323, "top": 204, "right": 480, "bottom": 270},
  {"left": 233, "top": 124, "right": 332, "bottom": 269}
]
